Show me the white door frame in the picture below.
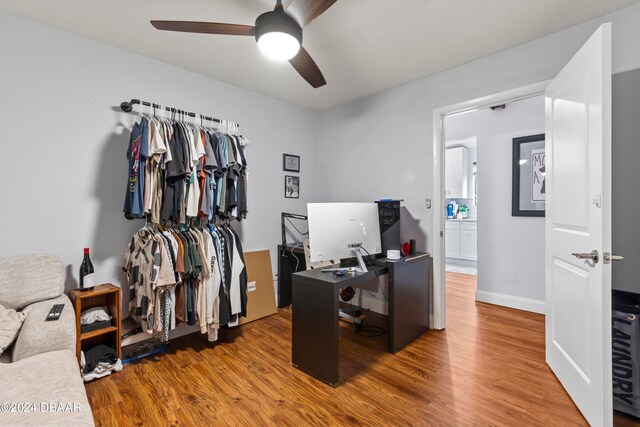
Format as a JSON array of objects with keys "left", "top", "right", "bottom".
[{"left": 431, "top": 81, "right": 550, "bottom": 329}]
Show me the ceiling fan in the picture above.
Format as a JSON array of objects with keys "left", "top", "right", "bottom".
[{"left": 150, "top": 0, "right": 337, "bottom": 88}]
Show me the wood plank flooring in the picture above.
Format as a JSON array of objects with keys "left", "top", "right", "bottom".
[{"left": 86, "top": 272, "right": 590, "bottom": 426}]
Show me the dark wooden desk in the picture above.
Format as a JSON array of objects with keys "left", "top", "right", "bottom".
[{"left": 292, "top": 253, "right": 431, "bottom": 386}]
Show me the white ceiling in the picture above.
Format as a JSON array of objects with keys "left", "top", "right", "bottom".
[{"left": 1, "top": 0, "right": 638, "bottom": 111}]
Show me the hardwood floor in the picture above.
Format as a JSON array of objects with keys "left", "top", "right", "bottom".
[{"left": 86, "top": 272, "right": 589, "bottom": 426}]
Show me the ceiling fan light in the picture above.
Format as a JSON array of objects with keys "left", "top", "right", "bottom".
[
  {"left": 258, "top": 31, "right": 300, "bottom": 61},
  {"left": 255, "top": 10, "right": 302, "bottom": 62}
]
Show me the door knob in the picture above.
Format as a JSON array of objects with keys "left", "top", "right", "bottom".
[
  {"left": 603, "top": 252, "right": 624, "bottom": 264},
  {"left": 572, "top": 250, "right": 599, "bottom": 263}
]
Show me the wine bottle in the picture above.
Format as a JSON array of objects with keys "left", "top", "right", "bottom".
[{"left": 79, "top": 247, "right": 95, "bottom": 291}]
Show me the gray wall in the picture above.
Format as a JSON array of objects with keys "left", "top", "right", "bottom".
[
  {"left": 445, "top": 96, "right": 545, "bottom": 302},
  {"left": 0, "top": 11, "right": 319, "bottom": 314},
  {"left": 318, "top": 2, "right": 640, "bottom": 252},
  {"left": 612, "top": 69, "right": 640, "bottom": 294},
  {"left": 317, "top": 4, "right": 640, "bottom": 311}
]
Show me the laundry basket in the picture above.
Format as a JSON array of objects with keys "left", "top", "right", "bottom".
[{"left": 612, "top": 289, "right": 640, "bottom": 418}]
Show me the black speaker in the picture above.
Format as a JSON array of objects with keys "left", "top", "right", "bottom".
[{"left": 376, "top": 200, "right": 402, "bottom": 254}]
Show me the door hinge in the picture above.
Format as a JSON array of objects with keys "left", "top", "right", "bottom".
[
  {"left": 592, "top": 193, "right": 602, "bottom": 208},
  {"left": 440, "top": 231, "right": 443, "bottom": 238}
]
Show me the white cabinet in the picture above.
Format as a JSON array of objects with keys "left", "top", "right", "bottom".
[
  {"left": 445, "top": 220, "right": 477, "bottom": 261},
  {"left": 445, "top": 147, "right": 468, "bottom": 199},
  {"left": 460, "top": 222, "right": 478, "bottom": 261},
  {"left": 445, "top": 221, "right": 461, "bottom": 258}
]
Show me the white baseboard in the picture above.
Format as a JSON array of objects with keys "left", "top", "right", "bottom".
[
  {"left": 445, "top": 258, "right": 478, "bottom": 268},
  {"left": 475, "top": 290, "right": 545, "bottom": 315}
]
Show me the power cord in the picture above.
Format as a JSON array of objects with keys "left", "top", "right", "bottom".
[
  {"left": 357, "top": 245, "right": 388, "bottom": 300},
  {"left": 290, "top": 243, "right": 302, "bottom": 272},
  {"left": 285, "top": 217, "right": 309, "bottom": 236},
  {"left": 284, "top": 216, "right": 307, "bottom": 273},
  {"left": 358, "top": 325, "right": 386, "bottom": 337},
  {"left": 346, "top": 298, "right": 386, "bottom": 337},
  {"left": 376, "top": 276, "right": 388, "bottom": 300},
  {"left": 341, "top": 248, "right": 387, "bottom": 338}
]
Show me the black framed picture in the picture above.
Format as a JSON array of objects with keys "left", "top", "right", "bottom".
[
  {"left": 283, "top": 153, "right": 300, "bottom": 172},
  {"left": 512, "top": 134, "right": 545, "bottom": 217},
  {"left": 285, "top": 175, "right": 300, "bottom": 199}
]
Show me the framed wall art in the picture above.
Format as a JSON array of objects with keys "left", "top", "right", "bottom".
[
  {"left": 512, "top": 134, "right": 545, "bottom": 217},
  {"left": 285, "top": 175, "right": 300, "bottom": 199},
  {"left": 283, "top": 153, "right": 300, "bottom": 172}
]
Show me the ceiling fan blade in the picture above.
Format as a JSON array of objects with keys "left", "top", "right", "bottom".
[
  {"left": 150, "top": 21, "right": 255, "bottom": 36},
  {"left": 286, "top": 0, "right": 337, "bottom": 27},
  {"left": 289, "top": 47, "right": 326, "bottom": 88}
]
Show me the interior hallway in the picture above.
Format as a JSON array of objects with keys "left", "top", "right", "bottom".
[{"left": 85, "top": 272, "right": 587, "bottom": 426}]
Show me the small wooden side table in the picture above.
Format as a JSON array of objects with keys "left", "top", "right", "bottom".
[{"left": 69, "top": 283, "right": 121, "bottom": 364}]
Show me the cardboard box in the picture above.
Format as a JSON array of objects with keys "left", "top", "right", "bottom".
[{"left": 239, "top": 250, "right": 277, "bottom": 325}]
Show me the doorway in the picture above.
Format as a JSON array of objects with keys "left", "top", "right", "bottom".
[
  {"left": 443, "top": 136, "right": 477, "bottom": 277},
  {"left": 441, "top": 96, "right": 546, "bottom": 317},
  {"left": 431, "top": 81, "right": 547, "bottom": 330}
]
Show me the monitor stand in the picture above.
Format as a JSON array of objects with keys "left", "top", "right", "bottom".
[
  {"left": 321, "top": 248, "right": 369, "bottom": 274},
  {"left": 351, "top": 247, "right": 368, "bottom": 273}
]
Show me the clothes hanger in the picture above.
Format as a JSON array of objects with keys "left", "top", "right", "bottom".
[
  {"left": 140, "top": 101, "right": 150, "bottom": 120},
  {"left": 159, "top": 104, "right": 168, "bottom": 128},
  {"left": 134, "top": 102, "right": 145, "bottom": 124},
  {"left": 153, "top": 105, "right": 163, "bottom": 126}
]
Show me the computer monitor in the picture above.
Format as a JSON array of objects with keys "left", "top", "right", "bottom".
[{"left": 307, "top": 203, "right": 382, "bottom": 272}]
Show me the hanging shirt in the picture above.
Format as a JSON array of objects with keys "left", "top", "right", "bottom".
[
  {"left": 203, "top": 231, "right": 222, "bottom": 341},
  {"left": 185, "top": 171, "right": 200, "bottom": 218},
  {"left": 213, "top": 226, "right": 230, "bottom": 326},
  {"left": 123, "top": 118, "right": 149, "bottom": 219},
  {"left": 161, "top": 123, "right": 187, "bottom": 223},
  {"left": 145, "top": 118, "right": 167, "bottom": 215},
  {"left": 122, "top": 228, "right": 157, "bottom": 332},
  {"left": 226, "top": 228, "right": 244, "bottom": 316},
  {"left": 228, "top": 227, "right": 248, "bottom": 317}
]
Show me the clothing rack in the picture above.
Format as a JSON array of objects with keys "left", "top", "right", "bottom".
[
  {"left": 121, "top": 98, "right": 248, "bottom": 224},
  {"left": 120, "top": 98, "right": 237, "bottom": 127},
  {"left": 123, "top": 221, "right": 248, "bottom": 343}
]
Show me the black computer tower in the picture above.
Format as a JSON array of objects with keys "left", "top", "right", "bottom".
[{"left": 376, "top": 200, "right": 402, "bottom": 254}]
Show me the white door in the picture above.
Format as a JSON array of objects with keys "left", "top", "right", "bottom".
[{"left": 545, "top": 23, "right": 612, "bottom": 426}]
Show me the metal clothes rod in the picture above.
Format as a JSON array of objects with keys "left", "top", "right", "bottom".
[{"left": 120, "top": 98, "right": 237, "bottom": 126}]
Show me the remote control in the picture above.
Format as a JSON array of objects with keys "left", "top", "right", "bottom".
[{"left": 46, "top": 304, "right": 65, "bottom": 321}]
